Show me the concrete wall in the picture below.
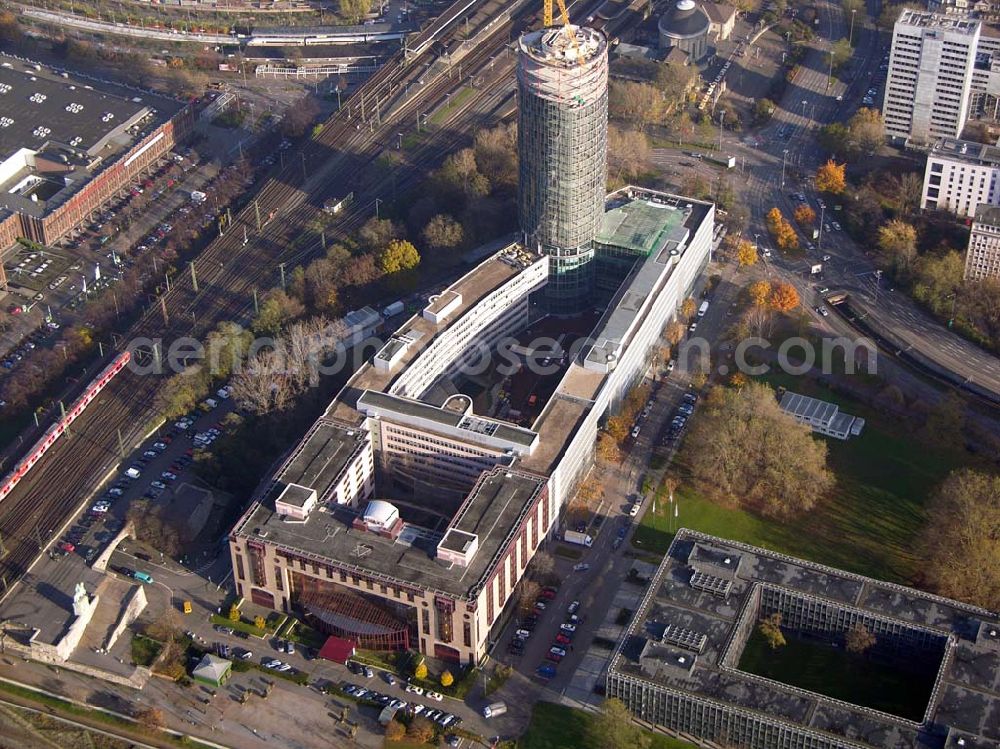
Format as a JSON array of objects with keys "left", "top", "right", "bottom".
[
  {"left": 103, "top": 585, "right": 148, "bottom": 652},
  {"left": 91, "top": 522, "right": 134, "bottom": 573}
]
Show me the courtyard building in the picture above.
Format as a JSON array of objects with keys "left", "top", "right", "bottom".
[
  {"left": 230, "top": 187, "right": 714, "bottom": 665},
  {"left": 607, "top": 529, "right": 1000, "bottom": 749}
]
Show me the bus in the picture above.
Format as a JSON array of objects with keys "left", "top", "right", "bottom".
[
  {"left": 698, "top": 301, "right": 710, "bottom": 317},
  {"left": 133, "top": 571, "right": 154, "bottom": 584}
]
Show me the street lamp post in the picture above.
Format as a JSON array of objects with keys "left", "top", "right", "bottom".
[
  {"left": 850, "top": 8, "right": 857, "bottom": 46},
  {"left": 781, "top": 148, "right": 789, "bottom": 188},
  {"left": 375, "top": 198, "right": 383, "bottom": 220},
  {"left": 818, "top": 202, "right": 826, "bottom": 249},
  {"left": 719, "top": 110, "right": 725, "bottom": 151}
]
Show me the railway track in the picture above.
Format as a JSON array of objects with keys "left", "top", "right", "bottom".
[{"left": 0, "top": 0, "right": 529, "bottom": 592}]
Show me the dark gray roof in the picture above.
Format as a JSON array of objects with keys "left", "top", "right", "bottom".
[
  {"left": 974, "top": 204, "right": 1000, "bottom": 229},
  {"left": 659, "top": 0, "right": 711, "bottom": 38},
  {"left": 235, "top": 467, "right": 545, "bottom": 599},
  {"left": 357, "top": 390, "right": 538, "bottom": 450},
  {"left": 0, "top": 56, "right": 179, "bottom": 159},
  {"left": 269, "top": 420, "right": 368, "bottom": 505},
  {"left": 608, "top": 529, "right": 1000, "bottom": 747}
]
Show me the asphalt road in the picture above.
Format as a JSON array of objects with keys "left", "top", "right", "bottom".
[{"left": 727, "top": 0, "right": 1000, "bottom": 398}]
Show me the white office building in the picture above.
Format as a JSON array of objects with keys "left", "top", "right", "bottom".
[
  {"left": 921, "top": 137, "right": 1000, "bottom": 216},
  {"left": 965, "top": 203, "right": 1000, "bottom": 278},
  {"left": 883, "top": 11, "right": 981, "bottom": 144}
]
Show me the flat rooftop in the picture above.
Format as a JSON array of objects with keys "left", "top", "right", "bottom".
[
  {"left": 0, "top": 55, "right": 180, "bottom": 158},
  {"left": 609, "top": 529, "right": 1000, "bottom": 748},
  {"left": 357, "top": 390, "right": 538, "bottom": 450},
  {"left": 263, "top": 419, "right": 368, "bottom": 507},
  {"left": 234, "top": 467, "right": 545, "bottom": 599},
  {"left": 896, "top": 9, "right": 980, "bottom": 34},
  {"left": 974, "top": 204, "right": 1000, "bottom": 229},
  {"left": 522, "top": 190, "right": 712, "bottom": 473},
  {"left": 779, "top": 391, "right": 840, "bottom": 424},
  {"left": 326, "top": 245, "right": 535, "bottom": 424},
  {"left": 518, "top": 25, "right": 607, "bottom": 68},
  {"left": 595, "top": 194, "right": 689, "bottom": 256},
  {"left": 929, "top": 137, "right": 1000, "bottom": 167}
]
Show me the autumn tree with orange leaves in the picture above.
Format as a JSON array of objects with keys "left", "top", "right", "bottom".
[
  {"left": 766, "top": 208, "right": 799, "bottom": 252},
  {"left": 816, "top": 159, "right": 846, "bottom": 194},
  {"left": 793, "top": 204, "right": 816, "bottom": 226},
  {"left": 748, "top": 280, "right": 772, "bottom": 307},
  {"left": 769, "top": 282, "right": 801, "bottom": 313}
]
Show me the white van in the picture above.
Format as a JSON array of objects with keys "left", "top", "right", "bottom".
[{"left": 483, "top": 702, "right": 507, "bottom": 719}]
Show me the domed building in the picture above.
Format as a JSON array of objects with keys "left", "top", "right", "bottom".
[{"left": 658, "top": 0, "right": 711, "bottom": 62}]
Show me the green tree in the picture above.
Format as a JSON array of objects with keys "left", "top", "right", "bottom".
[
  {"left": 919, "top": 468, "right": 1000, "bottom": 610},
  {"left": 912, "top": 251, "right": 964, "bottom": 316},
  {"left": 684, "top": 383, "right": 834, "bottom": 517},
  {"left": 759, "top": 613, "right": 787, "bottom": 649},
  {"left": 848, "top": 108, "right": 885, "bottom": 155},
  {"left": 156, "top": 366, "right": 210, "bottom": 421},
  {"left": 589, "top": 699, "right": 651, "bottom": 749},
  {"left": 655, "top": 61, "right": 697, "bottom": 110},
  {"left": 205, "top": 322, "right": 252, "bottom": 380},
  {"left": 338, "top": 0, "right": 372, "bottom": 24},
  {"left": 437, "top": 148, "right": 489, "bottom": 199},
  {"left": 378, "top": 239, "right": 421, "bottom": 275},
  {"left": 752, "top": 98, "right": 777, "bottom": 125},
  {"left": 252, "top": 289, "right": 304, "bottom": 337},
  {"left": 876, "top": 218, "right": 918, "bottom": 273},
  {"left": 818, "top": 122, "right": 853, "bottom": 157},
  {"left": 920, "top": 391, "right": 966, "bottom": 450},
  {"left": 358, "top": 217, "right": 401, "bottom": 254},
  {"left": 422, "top": 214, "right": 464, "bottom": 250},
  {"left": 831, "top": 38, "right": 854, "bottom": 70},
  {"left": 608, "top": 80, "right": 664, "bottom": 131}
]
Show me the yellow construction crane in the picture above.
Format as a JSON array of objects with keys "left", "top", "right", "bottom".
[
  {"left": 542, "top": 0, "right": 586, "bottom": 67},
  {"left": 542, "top": 0, "right": 574, "bottom": 30}
]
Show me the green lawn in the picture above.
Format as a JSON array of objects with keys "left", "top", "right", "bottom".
[
  {"left": 130, "top": 635, "right": 162, "bottom": 667},
  {"left": 633, "top": 378, "right": 966, "bottom": 584},
  {"left": 209, "top": 613, "right": 266, "bottom": 638},
  {"left": 519, "top": 702, "right": 695, "bottom": 749},
  {"left": 739, "top": 630, "right": 938, "bottom": 722}
]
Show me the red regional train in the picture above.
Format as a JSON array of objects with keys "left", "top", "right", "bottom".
[{"left": 0, "top": 351, "right": 130, "bottom": 503}]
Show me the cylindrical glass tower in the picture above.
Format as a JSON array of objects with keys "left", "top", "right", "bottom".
[{"left": 517, "top": 24, "right": 609, "bottom": 314}]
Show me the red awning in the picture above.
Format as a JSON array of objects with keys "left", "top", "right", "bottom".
[{"left": 318, "top": 635, "right": 358, "bottom": 664}]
